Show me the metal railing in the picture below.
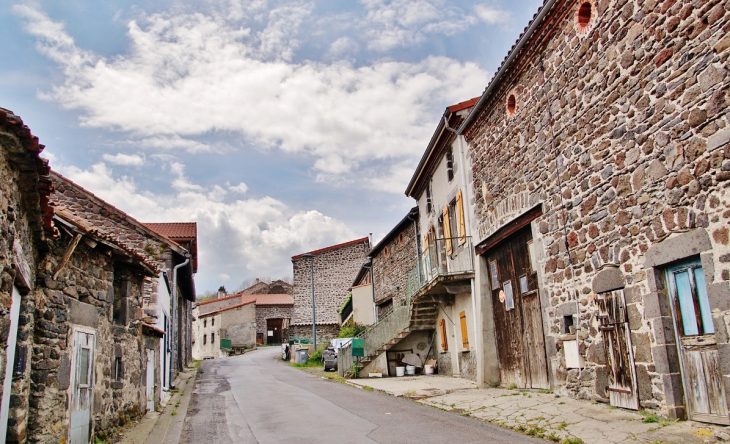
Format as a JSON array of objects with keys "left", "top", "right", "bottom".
[
  {"left": 339, "top": 303, "right": 410, "bottom": 377},
  {"left": 406, "top": 236, "right": 474, "bottom": 302}
]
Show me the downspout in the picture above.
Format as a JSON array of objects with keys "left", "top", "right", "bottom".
[
  {"left": 407, "top": 210, "right": 421, "bottom": 298},
  {"left": 169, "top": 253, "right": 191, "bottom": 388}
]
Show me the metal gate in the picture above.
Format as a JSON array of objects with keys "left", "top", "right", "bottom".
[{"left": 596, "top": 289, "right": 639, "bottom": 410}]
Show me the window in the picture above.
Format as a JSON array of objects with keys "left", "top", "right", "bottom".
[
  {"left": 114, "top": 357, "right": 123, "bottom": 381},
  {"left": 211, "top": 332, "right": 215, "bottom": 344},
  {"left": 204, "top": 319, "right": 207, "bottom": 328},
  {"left": 507, "top": 94, "right": 517, "bottom": 116},
  {"left": 459, "top": 311, "right": 469, "bottom": 349},
  {"left": 442, "top": 206, "right": 452, "bottom": 255},
  {"left": 574, "top": 1, "right": 595, "bottom": 35},
  {"left": 212, "top": 318, "right": 215, "bottom": 327},
  {"left": 203, "top": 334, "right": 207, "bottom": 345},
  {"left": 113, "top": 276, "right": 131, "bottom": 325},
  {"left": 426, "top": 181, "right": 433, "bottom": 214},
  {"left": 455, "top": 189, "right": 466, "bottom": 245},
  {"left": 666, "top": 261, "right": 713, "bottom": 336},
  {"left": 446, "top": 149, "right": 454, "bottom": 181},
  {"left": 439, "top": 318, "right": 448, "bottom": 351},
  {"left": 78, "top": 347, "right": 91, "bottom": 386}
]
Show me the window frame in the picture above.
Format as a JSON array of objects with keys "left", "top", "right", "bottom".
[{"left": 666, "top": 260, "right": 714, "bottom": 337}]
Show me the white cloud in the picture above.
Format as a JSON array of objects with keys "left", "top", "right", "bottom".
[
  {"left": 102, "top": 152, "right": 145, "bottom": 166},
  {"left": 56, "top": 162, "right": 357, "bottom": 291},
  {"left": 15, "top": 3, "right": 489, "bottom": 193},
  {"left": 228, "top": 182, "right": 249, "bottom": 194},
  {"left": 474, "top": 5, "right": 511, "bottom": 24},
  {"left": 326, "top": 37, "right": 359, "bottom": 59},
  {"left": 217, "top": 273, "right": 231, "bottom": 281}
]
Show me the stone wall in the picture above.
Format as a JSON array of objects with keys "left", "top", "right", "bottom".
[
  {"left": 29, "top": 228, "right": 150, "bottom": 442},
  {"left": 288, "top": 323, "right": 340, "bottom": 343},
  {"left": 372, "top": 220, "right": 418, "bottom": 309},
  {"left": 255, "top": 306, "right": 293, "bottom": 342},
  {"left": 219, "top": 303, "right": 256, "bottom": 348},
  {"left": 292, "top": 239, "right": 369, "bottom": 326},
  {"left": 465, "top": 0, "right": 730, "bottom": 416}
]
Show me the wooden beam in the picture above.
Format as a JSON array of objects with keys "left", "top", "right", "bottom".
[{"left": 53, "top": 233, "right": 83, "bottom": 280}]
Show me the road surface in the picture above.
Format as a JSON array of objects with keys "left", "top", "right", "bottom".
[{"left": 181, "top": 347, "right": 541, "bottom": 443}]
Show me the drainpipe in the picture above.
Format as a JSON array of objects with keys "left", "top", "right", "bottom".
[
  {"left": 170, "top": 253, "right": 191, "bottom": 388},
  {"left": 407, "top": 210, "right": 421, "bottom": 290}
]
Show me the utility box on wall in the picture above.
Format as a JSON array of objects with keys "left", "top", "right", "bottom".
[{"left": 352, "top": 339, "right": 364, "bottom": 357}]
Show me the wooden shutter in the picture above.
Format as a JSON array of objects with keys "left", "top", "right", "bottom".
[
  {"left": 439, "top": 319, "right": 448, "bottom": 351},
  {"left": 459, "top": 311, "right": 469, "bottom": 349},
  {"left": 442, "top": 206, "right": 452, "bottom": 255},
  {"left": 456, "top": 189, "right": 466, "bottom": 245}
]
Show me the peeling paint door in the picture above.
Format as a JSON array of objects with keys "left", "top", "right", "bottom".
[
  {"left": 597, "top": 289, "right": 639, "bottom": 410},
  {"left": 487, "top": 227, "right": 548, "bottom": 389},
  {"left": 70, "top": 330, "right": 95, "bottom": 444},
  {"left": 667, "top": 261, "right": 729, "bottom": 425},
  {"left": 146, "top": 350, "right": 155, "bottom": 412}
]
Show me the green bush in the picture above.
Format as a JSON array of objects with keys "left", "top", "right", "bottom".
[{"left": 339, "top": 320, "right": 367, "bottom": 338}]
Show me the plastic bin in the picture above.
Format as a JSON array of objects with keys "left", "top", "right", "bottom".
[{"left": 296, "top": 349, "right": 309, "bottom": 364}]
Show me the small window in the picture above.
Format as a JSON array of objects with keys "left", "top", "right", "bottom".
[
  {"left": 203, "top": 335, "right": 207, "bottom": 345},
  {"left": 398, "top": 233, "right": 404, "bottom": 245},
  {"left": 506, "top": 94, "right": 517, "bottom": 116},
  {"left": 204, "top": 319, "right": 207, "bottom": 328},
  {"left": 212, "top": 318, "right": 215, "bottom": 327},
  {"left": 439, "top": 318, "right": 448, "bottom": 351},
  {"left": 383, "top": 247, "right": 389, "bottom": 258},
  {"left": 426, "top": 182, "right": 433, "bottom": 213},
  {"left": 446, "top": 149, "right": 454, "bottom": 181},
  {"left": 563, "top": 315, "right": 575, "bottom": 334},
  {"left": 489, "top": 260, "right": 499, "bottom": 289},
  {"left": 503, "top": 281, "right": 515, "bottom": 311},
  {"left": 114, "top": 357, "right": 123, "bottom": 381},
  {"left": 79, "top": 348, "right": 91, "bottom": 386},
  {"left": 666, "top": 261, "right": 713, "bottom": 336},
  {"left": 459, "top": 311, "right": 469, "bottom": 349},
  {"left": 211, "top": 332, "right": 215, "bottom": 344},
  {"left": 575, "top": 1, "right": 595, "bottom": 35}
]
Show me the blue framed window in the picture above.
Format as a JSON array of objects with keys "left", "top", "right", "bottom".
[{"left": 666, "top": 260, "right": 713, "bottom": 337}]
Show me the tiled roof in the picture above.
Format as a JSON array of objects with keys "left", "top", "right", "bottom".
[
  {"left": 199, "top": 300, "right": 255, "bottom": 318},
  {"left": 240, "top": 293, "right": 293, "bottom": 306},
  {"left": 447, "top": 97, "right": 481, "bottom": 113},
  {"left": 291, "top": 237, "right": 370, "bottom": 260},
  {"left": 55, "top": 209, "right": 161, "bottom": 275},
  {"left": 144, "top": 222, "right": 197, "bottom": 240},
  {"left": 198, "top": 293, "right": 241, "bottom": 306},
  {"left": 0, "top": 108, "right": 58, "bottom": 240}
]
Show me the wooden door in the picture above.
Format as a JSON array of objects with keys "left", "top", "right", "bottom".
[
  {"left": 487, "top": 227, "right": 549, "bottom": 389},
  {"left": 267, "top": 319, "right": 283, "bottom": 344},
  {"left": 667, "top": 261, "right": 729, "bottom": 425},
  {"left": 146, "top": 350, "right": 155, "bottom": 412},
  {"left": 69, "top": 330, "right": 95, "bottom": 444},
  {"left": 597, "top": 290, "right": 639, "bottom": 410}
]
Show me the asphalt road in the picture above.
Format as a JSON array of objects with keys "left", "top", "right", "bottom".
[{"left": 181, "top": 347, "right": 541, "bottom": 443}]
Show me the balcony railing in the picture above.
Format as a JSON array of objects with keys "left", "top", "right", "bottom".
[
  {"left": 406, "top": 236, "right": 473, "bottom": 302},
  {"left": 339, "top": 303, "right": 410, "bottom": 377}
]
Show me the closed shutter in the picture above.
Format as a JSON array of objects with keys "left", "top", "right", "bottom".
[
  {"left": 456, "top": 189, "right": 466, "bottom": 245},
  {"left": 439, "top": 318, "right": 448, "bottom": 351},
  {"left": 442, "top": 206, "right": 452, "bottom": 255},
  {"left": 459, "top": 311, "right": 469, "bottom": 349}
]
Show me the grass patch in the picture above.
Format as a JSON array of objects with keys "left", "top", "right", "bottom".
[
  {"left": 363, "top": 386, "right": 374, "bottom": 391},
  {"left": 642, "top": 415, "right": 659, "bottom": 424},
  {"left": 507, "top": 383, "right": 518, "bottom": 390},
  {"left": 557, "top": 421, "right": 568, "bottom": 430},
  {"left": 562, "top": 438, "right": 584, "bottom": 444},
  {"left": 171, "top": 410, "right": 177, "bottom": 416},
  {"left": 547, "top": 433, "right": 561, "bottom": 442},
  {"left": 537, "top": 389, "right": 553, "bottom": 394},
  {"left": 403, "top": 390, "right": 416, "bottom": 398}
]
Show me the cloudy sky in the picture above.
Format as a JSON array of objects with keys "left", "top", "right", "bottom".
[{"left": 2, "top": 0, "right": 541, "bottom": 294}]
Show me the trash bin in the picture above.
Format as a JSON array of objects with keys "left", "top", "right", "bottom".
[{"left": 296, "top": 349, "right": 309, "bottom": 364}]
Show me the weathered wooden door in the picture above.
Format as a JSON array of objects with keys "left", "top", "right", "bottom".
[
  {"left": 69, "top": 330, "right": 95, "bottom": 444},
  {"left": 146, "top": 350, "right": 155, "bottom": 412},
  {"left": 597, "top": 290, "right": 639, "bottom": 410},
  {"left": 487, "top": 227, "right": 549, "bottom": 389},
  {"left": 267, "top": 319, "right": 283, "bottom": 344},
  {"left": 666, "top": 261, "right": 729, "bottom": 425},
  {"left": 0, "top": 285, "right": 21, "bottom": 443}
]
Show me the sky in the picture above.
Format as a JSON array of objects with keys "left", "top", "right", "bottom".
[{"left": 1, "top": 0, "right": 542, "bottom": 294}]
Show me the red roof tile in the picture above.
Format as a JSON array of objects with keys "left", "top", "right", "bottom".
[
  {"left": 240, "top": 294, "right": 293, "bottom": 306},
  {"left": 144, "top": 222, "right": 197, "bottom": 240},
  {"left": 447, "top": 97, "right": 480, "bottom": 113},
  {"left": 291, "top": 237, "right": 369, "bottom": 260},
  {"left": 199, "top": 300, "right": 255, "bottom": 318}
]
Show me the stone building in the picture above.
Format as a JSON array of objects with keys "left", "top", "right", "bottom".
[
  {"left": 290, "top": 238, "right": 370, "bottom": 341},
  {"left": 458, "top": 0, "right": 730, "bottom": 424},
  {"left": 239, "top": 293, "right": 293, "bottom": 345},
  {"left": 369, "top": 208, "right": 419, "bottom": 317},
  {"left": 52, "top": 175, "right": 198, "bottom": 401},
  {"left": 240, "top": 278, "right": 293, "bottom": 295},
  {"left": 192, "top": 300, "right": 256, "bottom": 359},
  {"left": 0, "top": 108, "right": 57, "bottom": 443}
]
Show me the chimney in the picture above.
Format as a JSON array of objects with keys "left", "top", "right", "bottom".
[
  {"left": 255, "top": 278, "right": 260, "bottom": 283},
  {"left": 217, "top": 286, "right": 226, "bottom": 299}
]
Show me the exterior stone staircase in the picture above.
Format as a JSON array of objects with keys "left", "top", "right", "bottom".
[{"left": 356, "top": 297, "right": 440, "bottom": 369}]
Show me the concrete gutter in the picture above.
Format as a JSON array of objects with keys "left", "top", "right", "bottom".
[{"left": 116, "top": 364, "right": 199, "bottom": 444}]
